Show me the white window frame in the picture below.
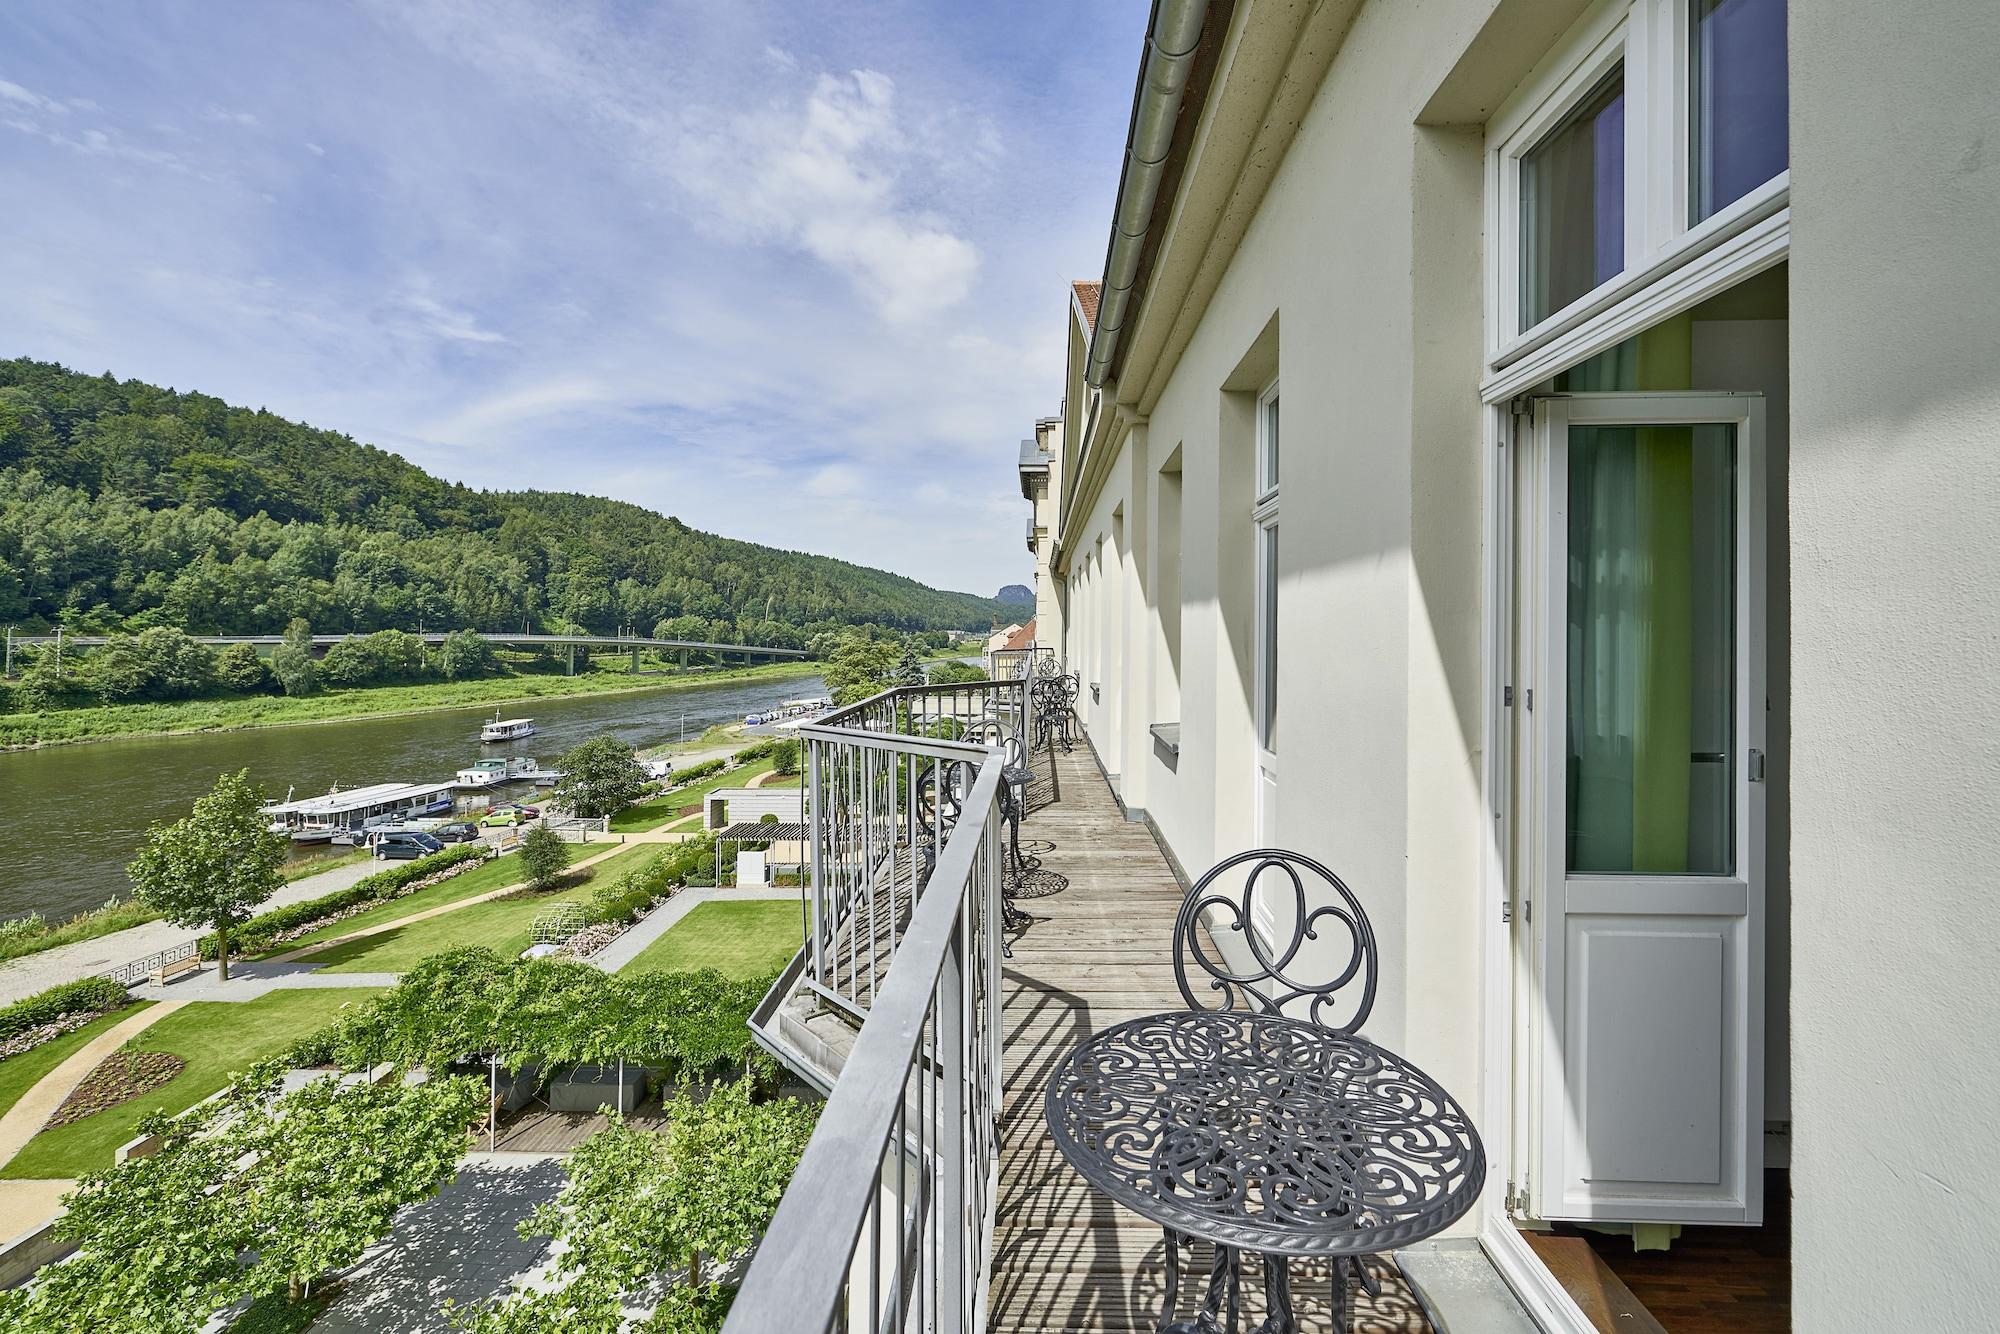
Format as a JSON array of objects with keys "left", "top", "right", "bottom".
[
  {"left": 1485, "top": 0, "right": 1791, "bottom": 382},
  {"left": 1256, "top": 380, "right": 1281, "bottom": 503},
  {"left": 1252, "top": 379, "right": 1280, "bottom": 760}
]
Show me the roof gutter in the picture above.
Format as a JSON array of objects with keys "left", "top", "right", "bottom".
[{"left": 1085, "top": 0, "right": 1211, "bottom": 389}]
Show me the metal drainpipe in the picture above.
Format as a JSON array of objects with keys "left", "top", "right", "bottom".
[{"left": 1086, "top": 0, "right": 1211, "bottom": 388}]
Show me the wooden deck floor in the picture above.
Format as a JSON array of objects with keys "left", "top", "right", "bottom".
[{"left": 990, "top": 744, "right": 1434, "bottom": 1333}]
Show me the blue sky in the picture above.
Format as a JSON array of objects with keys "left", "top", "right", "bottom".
[{"left": 0, "top": 1, "right": 1146, "bottom": 596}]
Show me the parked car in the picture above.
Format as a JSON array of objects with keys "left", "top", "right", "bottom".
[
  {"left": 374, "top": 831, "right": 445, "bottom": 860},
  {"left": 478, "top": 807, "right": 528, "bottom": 828},
  {"left": 433, "top": 822, "right": 480, "bottom": 843}
]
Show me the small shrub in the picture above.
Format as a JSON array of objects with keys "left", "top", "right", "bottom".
[{"left": 519, "top": 825, "right": 571, "bottom": 890}]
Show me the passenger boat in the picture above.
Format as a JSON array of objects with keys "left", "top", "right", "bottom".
[
  {"left": 457, "top": 757, "right": 558, "bottom": 788},
  {"left": 480, "top": 713, "right": 536, "bottom": 742},
  {"left": 456, "top": 759, "right": 512, "bottom": 788},
  {"left": 261, "top": 780, "right": 458, "bottom": 844}
]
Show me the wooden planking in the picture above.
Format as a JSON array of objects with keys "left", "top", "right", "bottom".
[
  {"left": 1522, "top": 1233, "right": 1671, "bottom": 1334},
  {"left": 989, "top": 744, "right": 1433, "bottom": 1334},
  {"left": 1562, "top": 1172, "right": 1792, "bottom": 1334}
]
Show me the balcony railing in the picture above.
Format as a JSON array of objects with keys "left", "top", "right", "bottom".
[{"left": 727, "top": 680, "right": 1018, "bottom": 1333}]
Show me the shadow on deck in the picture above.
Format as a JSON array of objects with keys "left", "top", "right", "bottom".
[{"left": 990, "top": 743, "right": 1435, "bottom": 1334}]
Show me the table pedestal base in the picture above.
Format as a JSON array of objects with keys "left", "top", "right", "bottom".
[{"left": 1158, "top": 1233, "right": 1405, "bottom": 1334}]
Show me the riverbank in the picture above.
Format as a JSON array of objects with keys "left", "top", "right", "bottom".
[{"left": 0, "top": 660, "right": 822, "bottom": 751}]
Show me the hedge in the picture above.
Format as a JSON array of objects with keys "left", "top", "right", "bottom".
[
  {"left": 199, "top": 843, "right": 490, "bottom": 960},
  {"left": 0, "top": 976, "right": 129, "bottom": 1044},
  {"left": 668, "top": 758, "right": 726, "bottom": 787}
]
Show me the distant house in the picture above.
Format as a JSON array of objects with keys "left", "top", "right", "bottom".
[
  {"left": 702, "top": 787, "right": 803, "bottom": 831},
  {"left": 981, "top": 622, "right": 1025, "bottom": 655}
]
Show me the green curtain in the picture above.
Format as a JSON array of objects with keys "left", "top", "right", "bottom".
[{"left": 1564, "top": 317, "right": 1698, "bottom": 874}]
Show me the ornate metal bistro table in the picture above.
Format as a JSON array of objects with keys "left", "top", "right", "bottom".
[{"left": 1044, "top": 1010, "right": 1486, "bottom": 1333}]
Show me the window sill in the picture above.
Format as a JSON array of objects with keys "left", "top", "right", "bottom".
[{"left": 1148, "top": 722, "right": 1181, "bottom": 758}]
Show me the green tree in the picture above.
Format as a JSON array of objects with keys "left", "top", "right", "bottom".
[
  {"left": 926, "top": 658, "right": 987, "bottom": 685},
  {"left": 519, "top": 824, "right": 571, "bottom": 891},
  {"left": 270, "top": 617, "right": 318, "bottom": 696},
  {"left": 84, "top": 627, "right": 217, "bottom": 702},
  {"left": 0, "top": 1066, "right": 483, "bottom": 1332},
  {"left": 771, "top": 738, "right": 801, "bottom": 777},
  {"left": 553, "top": 735, "right": 650, "bottom": 819},
  {"left": 459, "top": 1078, "right": 815, "bottom": 1332},
  {"left": 216, "top": 641, "right": 270, "bottom": 692},
  {"left": 318, "top": 635, "right": 376, "bottom": 687},
  {"left": 821, "top": 633, "right": 899, "bottom": 706},
  {"left": 437, "top": 628, "right": 498, "bottom": 680},
  {"left": 126, "top": 769, "right": 283, "bottom": 982},
  {"left": 892, "top": 637, "right": 924, "bottom": 688}
]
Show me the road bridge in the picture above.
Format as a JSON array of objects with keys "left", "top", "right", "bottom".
[{"left": 3, "top": 629, "right": 807, "bottom": 677}]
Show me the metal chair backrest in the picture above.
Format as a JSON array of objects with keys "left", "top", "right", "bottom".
[{"left": 1172, "top": 848, "right": 1378, "bottom": 1034}]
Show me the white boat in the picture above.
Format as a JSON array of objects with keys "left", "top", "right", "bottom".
[
  {"left": 480, "top": 713, "right": 536, "bottom": 742},
  {"left": 262, "top": 780, "right": 458, "bottom": 843},
  {"left": 456, "top": 759, "right": 511, "bottom": 788}
]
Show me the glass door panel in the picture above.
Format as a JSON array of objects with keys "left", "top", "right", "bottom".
[{"left": 1565, "top": 422, "right": 1737, "bottom": 875}]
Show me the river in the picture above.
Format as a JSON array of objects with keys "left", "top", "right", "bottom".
[{"left": 0, "top": 671, "right": 826, "bottom": 923}]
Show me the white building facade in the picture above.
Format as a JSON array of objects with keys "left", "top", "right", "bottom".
[{"left": 1035, "top": 0, "right": 2000, "bottom": 1329}]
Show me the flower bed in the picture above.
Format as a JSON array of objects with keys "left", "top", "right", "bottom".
[
  {"left": 46, "top": 1050, "right": 186, "bottom": 1128},
  {"left": 0, "top": 1010, "right": 100, "bottom": 1062}
]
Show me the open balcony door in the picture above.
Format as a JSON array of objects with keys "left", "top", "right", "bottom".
[{"left": 1526, "top": 393, "right": 1765, "bottom": 1225}]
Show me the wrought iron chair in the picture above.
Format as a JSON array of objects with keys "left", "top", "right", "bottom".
[{"left": 1171, "top": 848, "right": 1383, "bottom": 1328}]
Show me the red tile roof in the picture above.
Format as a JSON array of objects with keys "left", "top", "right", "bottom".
[
  {"left": 1003, "top": 619, "right": 1037, "bottom": 651},
  {"left": 1071, "top": 281, "right": 1101, "bottom": 330}
]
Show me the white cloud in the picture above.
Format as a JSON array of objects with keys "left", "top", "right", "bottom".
[
  {"left": 396, "top": 289, "right": 510, "bottom": 346},
  {"left": 673, "top": 69, "right": 980, "bottom": 324}
]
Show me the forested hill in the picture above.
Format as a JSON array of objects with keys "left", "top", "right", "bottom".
[{"left": 0, "top": 359, "right": 1004, "bottom": 644}]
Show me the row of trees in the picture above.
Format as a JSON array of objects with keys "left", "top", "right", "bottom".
[
  {"left": 0, "top": 358, "right": 1003, "bottom": 637},
  {"left": 5, "top": 623, "right": 504, "bottom": 712}
]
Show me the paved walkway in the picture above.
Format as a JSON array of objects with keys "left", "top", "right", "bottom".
[
  {"left": 129, "top": 965, "right": 400, "bottom": 1003},
  {"left": 295, "top": 1156, "right": 567, "bottom": 1334},
  {"left": 0, "top": 1001, "right": 188, "bottom": 1240},
  {"left": 0, "top": 858, "right": 384, "bottom": 1006}
]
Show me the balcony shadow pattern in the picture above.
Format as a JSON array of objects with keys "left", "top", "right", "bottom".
[{"left": 989, "top": 745, "right": 1434, "bottom": 1333}]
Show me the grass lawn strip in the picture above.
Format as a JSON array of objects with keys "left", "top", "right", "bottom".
[
  {"left": 0, "top": 1003, "right": 156, "bottom": 1124},
  {"left": 618, "top": 900, "right": 801, "bottom": 980},
  {"left": 0, "top": 989, "right": 381, "bottom": 1180},
  {"left": 610, "top": 756, "right": 786, "bottom": 833},
  {"left": 310, "top": 843, "right": 667, "bottom": 974},
  {"left": 0, "top": 659, "right": 822, "bottom": 750},
  {"left": 258, "top": 851, "right": 530, "bottom": 955}
]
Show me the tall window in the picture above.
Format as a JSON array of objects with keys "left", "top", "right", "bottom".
[{"left": 1254, "top": 383, "right": 1280, "bottom": 756}]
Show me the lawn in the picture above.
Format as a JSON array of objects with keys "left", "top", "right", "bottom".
[
  {"left": 610, "top": 757, "right": 786, "bottom": 833},
  {"left": 618, "top": 900, "right": 802, "bottom": 979},
  {"left": 1, "top": 990, "right": 377, "bottom": 1179},
  {"left": 0, "top": 1003, "right": 156, "bottom": 1122},
  {"left": 308, "top": 843, "right": 666, "bottom": 974},
  {"left": 260, "top": 850, "right": 530, "bottom": 955}
]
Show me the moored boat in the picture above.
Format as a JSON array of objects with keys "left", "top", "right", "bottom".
[{"left": 480, "top": 712, "right": 536, "bottom": 742}]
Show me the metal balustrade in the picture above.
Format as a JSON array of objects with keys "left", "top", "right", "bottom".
[
  {"left": 800, "top": 680, "right": 1026, "bottom": 1016},
  {"left": 729, "top": 685, "right": 1009, "bottom": 1334}
]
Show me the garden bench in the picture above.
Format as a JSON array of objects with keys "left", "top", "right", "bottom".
[{"left": 152, "top": 955, "right": 200, "bottom": 985}]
